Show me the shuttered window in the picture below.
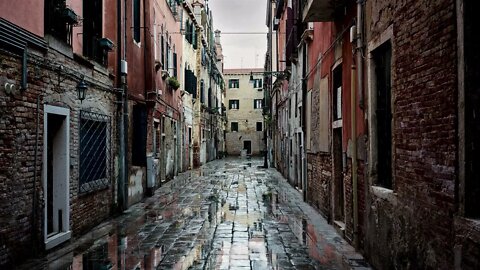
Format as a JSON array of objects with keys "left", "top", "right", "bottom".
[
  {"left": 374, "top": 42, "right": 393, "bottom": 189},
  {"left": 132, "top": 104, "right": 147, "bottom": 166},
  {"left": 133, "top": 0, "right": 141, "bottom": 43}
]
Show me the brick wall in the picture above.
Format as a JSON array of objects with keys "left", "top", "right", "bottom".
[
  {"left": 0, "top": 44, "right": 116, "bottom": 266},
  {"left": 343, "top": 160, "right": 366, "bottom": 245},
  {"left": 364, "top": 0, "right": 458, "bottom": 268},
  {"left": 306, "top": 153, "right": 331, "bottom": 219}
]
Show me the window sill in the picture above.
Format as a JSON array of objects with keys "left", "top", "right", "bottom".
[
  {"left": 371, "top": 185, "right": 397, "bottom": 205},
  {"left": 45, "top": 231, "right": 71, "bottom": 250},
  {"left": 45, "top": 34, "right": 73, "bottom": 59},
  {"left": 133, "top": 40, "right": 142, "bottom": 48},
  {"left": 332, "top": 119, "right": 343, "bottom": 129},
  {"left": 79, "top": 179, "right": 110, "bottom": 195},
  {"left": 454, "top": 216, "right": 480, "bottom": 230}
]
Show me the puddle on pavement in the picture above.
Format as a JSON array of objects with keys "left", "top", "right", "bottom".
[{"left": 21, "top": 158, "right": 349, "bottom": 270}]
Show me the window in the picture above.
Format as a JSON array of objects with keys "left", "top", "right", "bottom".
[
  {"left": 188, "top": 127, "right": 192, "bottom": 144},
  {"left": 185, "top": 67, "right": 197, "bottom": 97},
  {"left": 253, "top": 79, "right": 263, "bottom": 88},
  {"left": 231, "top": 122, "right": 239, "bottom": 132},
  {"left": 133, "top": 0, "right": 141, "bottom": 43},
  {"left": 254, "top": 99, "right": 263, "bottom": 109},
  {"left": 45, "top": 0, "right": 75, "bottom": 44},
  {"left": 306, "top": 91, "right": 312, "bottom": 150},
  {"left": 299, "top": 106, "right": 302, "bottom": 126},
  {"left": 159, "top": 33, "right": 164, "bottom": 67},
  {"left": 153, "top": 121, "right": 160, "bottom": 157},
  {"left": 229, "top": 79, "right": 239, "bottom": 89},
  {"left": 333, "top": 65, "right": 342, "bottom": 121},
  {"left": 153, "top": 20, "right": 158, "bottom": 60},
  {"left": 200, "top": 80, "right": 205, "bottom": 104},
  {"left": 173, "top": 52, "right": 178, "bottom": 78},
  {"left": 229, "top": 100, "right": 239, "bottom": 109},
  {"left": 373, "top": 42, "right": 393, "bottom": 189},
  {"left": 463, "top": 3, "right": 480, "bottom": 218},
  {"left": 132, "top": 104, "right": 147, "bottom": 166},
  {"left": 83, "top": 0, "right": 106, "bottom": 64},
  {"left": 289, "top": 99, "right": 292, "bottom": 118},
  {"left": 295, "top": 93, "right": 298, "bottom": 118},
  {"left": 256, "top": 122, "right": 263, "bottom": 131},
  {"left": 192, "top": 24, "right": 198, "bottom": 50},
  {"left": 166, "top": 40, "right": 170, "bottom": 72},
  {"left": 208, "top": 87, "right": 212, "bottom": 108},
  {"left": 79, "top": 111, "right": 111, "bottom": 193},
  {"left": 185, "top": 20, "right": 192, "bottom": 44}
]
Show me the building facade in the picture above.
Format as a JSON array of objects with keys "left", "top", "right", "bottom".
[
  {"left": 224, "top": 69, "right": 265, "bottom": 156},
  {"left": 0, "top": 0, "right": 225, "bottom": 266},
  {"left": 0, "top": 0, "right": 118, "bottom": 265},
  {"left": 267, "top": 0, "right": 480, "bottom": 269}
]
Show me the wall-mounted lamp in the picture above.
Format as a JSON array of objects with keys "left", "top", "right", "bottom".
[
  {"left": 76, "top": 76, "right": 88, "bottom": 102},
  {"left": 249, "top": 72, "right": 254, "bottom": 82}
]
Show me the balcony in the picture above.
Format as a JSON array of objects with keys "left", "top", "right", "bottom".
[{"left": 302, "top": 0, "right": 340, "bottom": 22}]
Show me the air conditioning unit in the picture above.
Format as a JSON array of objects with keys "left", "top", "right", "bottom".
[{"left": 146, "top": 154, "right": 159, "bottom": 188}]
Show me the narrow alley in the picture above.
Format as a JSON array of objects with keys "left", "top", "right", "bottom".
[{"left": 19, "top": 158, "right": 369, "bottom": 270}]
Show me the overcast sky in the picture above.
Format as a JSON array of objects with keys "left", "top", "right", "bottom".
[{"left": 208, "top": 0, "right": 268, "bottom": 69}]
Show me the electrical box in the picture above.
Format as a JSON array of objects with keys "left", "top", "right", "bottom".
[
  {"left": 121, "top": 60, "right": 128, "bottom": 75},
  {"left": 350, "top": 25, "right": 357, "bottom": 43}
]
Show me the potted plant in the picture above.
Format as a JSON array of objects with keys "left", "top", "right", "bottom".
[{"left": 167, "top": 77, "right": 180, "bottom": 90}]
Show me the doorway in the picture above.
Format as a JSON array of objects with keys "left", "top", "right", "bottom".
[
  {"left": 43, "top": 105, "right": 71, "bottom": 249},
  {"left": 243, "top": 140, "right": 252, "bottom": 155}
]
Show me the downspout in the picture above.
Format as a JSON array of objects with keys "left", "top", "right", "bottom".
[
  {"left": 123, "top": 0, "right": 129, "bottom": 210},
  {"left": 351, "top": 64, "right": 358, "bottom": 247},
  {"left": 352, "top": 0, "right": 365, "bottom": 248},
  {"left": 117, "top": 0, "right": 125, "bottom": 211},
  {"left": 143, "top": 0, "right": 150, "bottom": 102}
]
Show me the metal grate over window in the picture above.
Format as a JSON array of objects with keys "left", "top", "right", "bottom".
[{"left": 79, "top": 111, "right": 111, "bottom": 194}]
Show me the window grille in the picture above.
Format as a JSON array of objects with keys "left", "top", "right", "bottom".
[{"left": 79, "top": 111, "right": 111, "bottom": 193}]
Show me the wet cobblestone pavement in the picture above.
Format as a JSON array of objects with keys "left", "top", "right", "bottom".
[{"left": 20, "top": 158, "right": 370, "bottom": 270}]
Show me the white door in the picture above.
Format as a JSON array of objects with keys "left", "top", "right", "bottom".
[{"left": 43, "top": 105, "right": 71, "bottom": 250}]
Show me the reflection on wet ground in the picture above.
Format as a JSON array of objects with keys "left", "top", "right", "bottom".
[{"left": 19, "top": 158, "right": 370, "bottom": 270}]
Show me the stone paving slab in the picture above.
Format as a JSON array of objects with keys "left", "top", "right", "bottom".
[{"left": 18, "top": 157, "right": 370, "bottom": 270}]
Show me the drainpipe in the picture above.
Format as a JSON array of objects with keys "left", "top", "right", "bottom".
[
  {"left": 351, "top": 64, "right": 358, "bottom": 247},
  {"left": 357, "top": 0, "right": 365, "bottom": 109},
  {"left": 143, "top": 0, "right": 147, "bottom": 100},
  {"left": 123, "top": 0, "right": 129, "bottom": 210},
  {"left": 352, "top": 0, "right": 365, "bottom": 248},
  {"left": 116, "top": 0, "right": 125, "bottom": 212}
]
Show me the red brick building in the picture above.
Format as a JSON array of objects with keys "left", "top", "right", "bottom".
[
  {"left": 0, "top": 0, "right": 117, "bottom": 266},
  {"left": 364, "top": 0, "right": 479, "bottom": 268},
  {"left": 269, "top": 0, "right": 480, "bottom": 268}
]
